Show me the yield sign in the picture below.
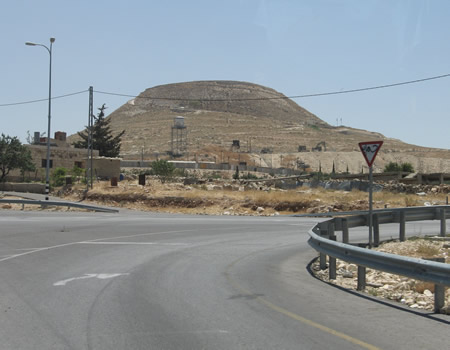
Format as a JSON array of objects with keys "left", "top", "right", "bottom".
[{"left": 359, "top": 141, "right": 383, "bottom": 167}]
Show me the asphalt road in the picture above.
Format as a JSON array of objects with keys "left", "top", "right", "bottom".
[{"left": 0, "top": 209, "right": 448, "bottom": 350}]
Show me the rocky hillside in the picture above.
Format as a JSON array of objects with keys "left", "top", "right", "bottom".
[
  {"left": 71, "top": 80, "right": 450, "bottom": 173},
  {"left": 130, "top": 81, "right": 327, "bottom": 125}
]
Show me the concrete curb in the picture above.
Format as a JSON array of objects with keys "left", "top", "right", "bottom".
[{"left": 0, "top": 198, "right": 118, "bottom": 213}]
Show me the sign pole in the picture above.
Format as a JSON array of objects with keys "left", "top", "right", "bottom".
[
  {"left": 358, "top": 141, "right": 383, "bottom": 249},
  {"left": 368, "top": 165, "right": 373, "bottom": 248}
]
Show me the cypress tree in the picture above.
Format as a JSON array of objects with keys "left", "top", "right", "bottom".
[{"left": 73, "top": 104, "right": 125, "bottom": 157}]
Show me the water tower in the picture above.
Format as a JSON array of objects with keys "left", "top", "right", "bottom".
[{"left": 171, "top": 116, "right": 187, "bottom": 156}]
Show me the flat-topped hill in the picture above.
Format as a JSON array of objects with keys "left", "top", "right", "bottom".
[{"left": 70, "top": 80, "right": 450, "bottom": 173}]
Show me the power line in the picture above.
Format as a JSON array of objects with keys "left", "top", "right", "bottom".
[
  {"left": 2, "top": 72, "right": 449, "bottom": 107},
  {"left": 94, "top": 73, "right": 450, "bottom": 102},
  {"left": 0, "top": 90, "right": 88, "bottom": 107}
]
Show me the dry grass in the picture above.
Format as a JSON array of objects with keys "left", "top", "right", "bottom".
[
  {"left": 60, "top": 178, "right": 448, "bottom": 216},
  {"left": 413, "top": 282, "right": 436, "bottom": 293},
  {"left": 415, "top": 242, "right": 441, "bottom": 258},
  {"left": 378, "top": 240, "right": 446, "bottom": 261}
]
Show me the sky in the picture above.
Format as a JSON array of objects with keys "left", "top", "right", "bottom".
[{"left": 1, "top": 0, "right": 449, "bottom": 150}]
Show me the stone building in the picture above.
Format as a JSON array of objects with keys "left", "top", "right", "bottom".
[{"left": 7, "top": 131, "right": 100, "bottom": 181}]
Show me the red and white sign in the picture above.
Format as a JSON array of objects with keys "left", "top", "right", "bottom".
[{"left": 359, "top": 141, "right": 383, "bottom": 167}]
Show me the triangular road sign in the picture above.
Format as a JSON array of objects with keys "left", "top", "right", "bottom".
[{"left": 359, "top": 141, "right": 383, "bottom": 167}]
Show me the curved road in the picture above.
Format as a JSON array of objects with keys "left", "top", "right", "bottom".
[{"left": 0, "top": 209, "right": 448, "bottom": 349}]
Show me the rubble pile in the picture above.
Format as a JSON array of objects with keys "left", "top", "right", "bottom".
[
  {"left": 383, "top": 183, "right": 450, "bottom": 194},
  {"left": 312, "top": 238, "right": 450, "bottom": 314}
]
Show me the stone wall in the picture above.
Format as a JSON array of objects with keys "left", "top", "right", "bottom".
[
  {"left": 0, "top": 183, "right": 45, "bottom": 194},
  {"left": 92, "top": 157, "right": 121, "bottom": 179}
]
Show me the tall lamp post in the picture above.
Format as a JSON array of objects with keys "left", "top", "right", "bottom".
[{"left": 26, "top": 37, "right": 55, "bottom": 200}]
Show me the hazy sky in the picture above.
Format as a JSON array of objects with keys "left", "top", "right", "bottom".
[{"left": 1, "top": 0, "right": 449, "bottom": 149}]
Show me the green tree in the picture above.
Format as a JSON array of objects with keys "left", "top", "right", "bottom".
[
  {"left": 73, "top": 104, "right": 125, "bottom": 157},
  {"left": 0, "top": 134, "right": 35, "bottom": 182},
  {"left": 383, "top": 162, "right": 415, "bottom": 173},
  {"left": 151, "top": 159, "right": 175, "bottom": 183}
]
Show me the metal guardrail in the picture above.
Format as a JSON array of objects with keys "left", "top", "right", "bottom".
[
  {"left": 0, "top": 199, "right": 118, "bottom": 213},
  {"left": 294, "top": 204, "right": 450, "bottom": 218},
  {"left": 308, "top": 205, "right": 450, "bottom": 313}
]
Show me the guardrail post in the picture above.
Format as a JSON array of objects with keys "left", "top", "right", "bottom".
[
  {"left": 329, "top": 235, "right": 337, "bottom": 280},
  {"left": 342, "top": 218, "right": 349, "bottom": 244},
  {"left": 439, "top": 209, "right": 446, "bottom": 237},
  {"left": 399, "top": 210, "right": 406, "bottom": 242},
  {"left": 319, "top": 224, "right": 329, "bottom": 270},
  {"left": 319, "top": 229, "right": 327, "bottom": 270},
  {"left": 435, "top": 284, "right": 446, "bottom": 314},
  {"left": 373, "top": 214, "right": 380, "bottom": 247},
  {"left": 425, "top": 257, "right": 446, "bottom": 313},
  {"left": 357, "top": 266, "right": 366, "bottom": 291},
  {"left": 319, "top": 252, "right": 327, "bottom": 270}
]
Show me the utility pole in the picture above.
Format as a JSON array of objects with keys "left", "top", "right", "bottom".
[{"left": 87, "top": 86, "right": 94, "bottom": 190}]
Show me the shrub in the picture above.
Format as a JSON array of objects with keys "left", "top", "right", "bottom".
[
  {"left": 384, "top": 162, "right": 401, "bottom": 172},
  {"left": 151, "top": 159, "right": 175, "bottom": 183},
  {"left": 384, "top": 162, "right": 414, "bottom": 173},
  {"left": 401, "top": 162, "right": 414, "bottom": 173},
  {"left": 241, "top": 172, "right": 258, "bottom": 180},
  {"left": 71, "top": 166, "right": 83, "bottom": 183},
  {"left": 51, "top": 167, "right": 67, "bottom": 187}
]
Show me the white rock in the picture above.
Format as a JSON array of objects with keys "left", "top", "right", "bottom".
[
  {"left": 347, "top": 264, "right": 358, "bottom": 272},
  {"left": 256, "top": 207, "right": 265, "bottom": 213},
  {"left": 342, "top": 271, "right": 354, "bottom": 278},
  {"left": 423, "top": 289, "right": 433, "bottom": 297}
]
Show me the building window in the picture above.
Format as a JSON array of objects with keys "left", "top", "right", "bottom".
[
  {"left": 74, "top": 161, "right": 83, "bottom": 169},
  {"left": 41, "top": 159, "right": 53, "bottom": 168}
]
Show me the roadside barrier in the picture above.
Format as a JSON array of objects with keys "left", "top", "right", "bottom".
[
  {"left": 0, "top": 199, "right": 118, "bottom": 213},
  {"left": 308, "top": 206, "right": 450, "bottom": 313}
]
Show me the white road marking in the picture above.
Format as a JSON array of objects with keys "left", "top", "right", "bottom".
[
  {"left": 0, "top": 229, "right": 194, "bottom": 263},
  {"left": 146, "top": 330, "right": 230, "bottom": 335},
  {"left": 0, "top": 241, "right": 81, "bottom": 262},
  {"left": 15, "top": 248, "right": 46, "bottom": 251},
  {"left": 86, "top": 229, "right": 196, "bottom": 242},
  {"left": 79, "top": 241, "right": 189, "bottom": 246},
  {"left": 54, "top": 273, "right": 129, "bottom": 286}
]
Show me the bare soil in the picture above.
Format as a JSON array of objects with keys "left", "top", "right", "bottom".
[{"left": 54, "top": 176, "right": 449, "bottom": 216}]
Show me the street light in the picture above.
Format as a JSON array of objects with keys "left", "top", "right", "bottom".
[{"left": 26, "top": 37, "right": 55, "bottom": 200}]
